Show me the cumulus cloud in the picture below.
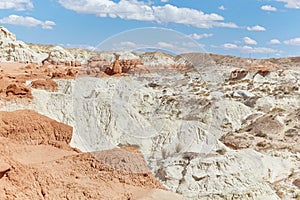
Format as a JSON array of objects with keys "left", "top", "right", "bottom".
[
  {"left": 0, "top": 0, "right": 33, "bottom": 10},
  {"left": 243, "top": 37, "right": 257, "bottom": 45},
  {"left": 277, "top": 0, "right": 300, "bottom": 9},
  {"left": 284, "top": 37, "right": 300, "bottom": 45},
  {"left": 58, "top": 0, "right": 239, "bottom": 29},
  {"left": 0, "top": 15, "right": 56, "bottom": 29},
  {"left": 188, "top": 33, "right": 213, "bottom": 40},
  {"left": 269, "top": 39, "right": 281, "bottom": 44},
  {"left": 261, "top": 5, "right": 277, "bottom": 11},
  {"left": 246, "top": 25, "right": 266, "bottom": 31},
  {"left": 222, "top": 43, "right": 278, "bottom": 53}
]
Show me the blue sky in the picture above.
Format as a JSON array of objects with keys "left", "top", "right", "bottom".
[{"left": 0, "top": 0, "right": 299, "bottom": 58}]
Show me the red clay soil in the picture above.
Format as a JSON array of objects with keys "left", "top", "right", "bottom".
[
  {"left": 0, "top": 110, "right": 72, "bottom": 150},
  {"left": 0, "top": 62, "right": 78, "bottom": 101},
  {"left": 0, "top": 110, "right": 184, "bottom": 200},
  {"left": 0, "top": 138, "right": 177, "bottom": 200}
]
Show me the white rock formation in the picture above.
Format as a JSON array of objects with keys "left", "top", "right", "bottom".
[
  {"left": 0, "top": 26, "right": 42, "bottom": 63},
  {"left": 72, "top": 52, "right": 91, "bottom": 64},
  {"left": 156, "top": 149, "right": 285, "bottom": 199},
  {"left": 45, "top": 46, "right": 75, "bottom": 64},
  {"left": 97, "top": 51, "right": 139, "bottom": 62},
  {"left": 140, "top": 52, "right": 176, "bottom": 66}
]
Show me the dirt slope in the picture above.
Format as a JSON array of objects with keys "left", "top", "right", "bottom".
[{"left": 0, "top": 110, "right": 184, "bottom": 200}]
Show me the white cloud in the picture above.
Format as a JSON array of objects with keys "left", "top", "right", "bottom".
[
  {"left": 284, "top": 37, "right": 300, "bottom": 45},
  {"left": 0, "top": 15, "right": 56, "bottom": 29},
  {"left": 112, "top": 41, "right": 145, "bottom": 50},
  {"left": 161, "top": 0, "right": 168, "bottom": 2},
  {"left": 182, "top": 41, "right": 202, "bottom": 48},
  {"left": 222, "top": 43, "right": 278, "bottom": 53},
  {"left": 110, "top": 40, "right": 201, "bottom": 53},
  {"left": 42, "top": 21, "right": 56, "bottom": 29},
  {"left": 246, "top": 25, "right": 266, "bottom": 31},
  {"left": 218, "top": 5, "right": 225, "bottom": 10},
  {"left": 157, "top": 41, "right": 175, "bottom": 49},
  {"left": 62, "top": 44, "right": 96, "bottom": 50},
  {"left": 261, "top": 5, "right": 277, "bottom": 11},
  {"left": 269, "top": 39, "right": 281, "bottom": 44},
  {"left": 223, "top": 43, "right": 238, "bottom": 49},
  {"left": 243, "top": 37, "right": 257, "bottom": 45},
  {"left": 119, "top": 41, "right": 138, "bottom": 48},
  {"left": 58, "top": 0, "right": 239, "bottom": 29},
  {"left": 188, "top": 33, "right": 213, "bottom": 40},
  {"left": 0, "top": 0, "right": 33, "bottom": 10},
  {"left": 277, "top": 0, "right": 300, "bottom": 9},
  {"left": 214, "top": 22, "right": 238, "bottom": 28}
]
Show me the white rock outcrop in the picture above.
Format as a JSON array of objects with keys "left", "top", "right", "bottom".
[
  {"left": 156, "top": 149, "right": 285, "bottom": 200},
  {"left": 0, "top": 26, "right": 41, "bottom": 63},
  {"left": 97, "top": 51, "right": 139, "bottom": 62},
  {"left": 44, "top": 46, "right": 75, "bottom": 64},
  {"left": 140, "top": 52, "right": 176, "bottom": 66}
]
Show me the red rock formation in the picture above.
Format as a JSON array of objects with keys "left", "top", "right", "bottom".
[
  {"left": 31, "top": 79, "right": 58, "bottom": 92},
  {"left": 229, "top": 60, "right": 282, "bottom": 81},
  {"left": 112, "top": 59, "right": 122, "bottom": 74},
  {"left": 230, "top": 69, "right": 248, "bottom": 80},
  {"left": 84, "top": 55, "right": 144, "bottom": 76},
  {"left": 66, "top": 67, "right": 78, "bottom": 77},
  {"left": 71, "top": 61, "right": 81, "bottom": 67},
  {"left": 6, "top": 83, "right": 31, "bottom": 98}
]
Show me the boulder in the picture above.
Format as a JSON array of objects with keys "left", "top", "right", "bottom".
[{"left": 231, "top": 90, "right": 255, "bottom": 98}]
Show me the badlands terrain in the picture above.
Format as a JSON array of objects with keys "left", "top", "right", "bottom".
[{"left": 0, "top": 25, "right": 299, "bottom": 200}]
